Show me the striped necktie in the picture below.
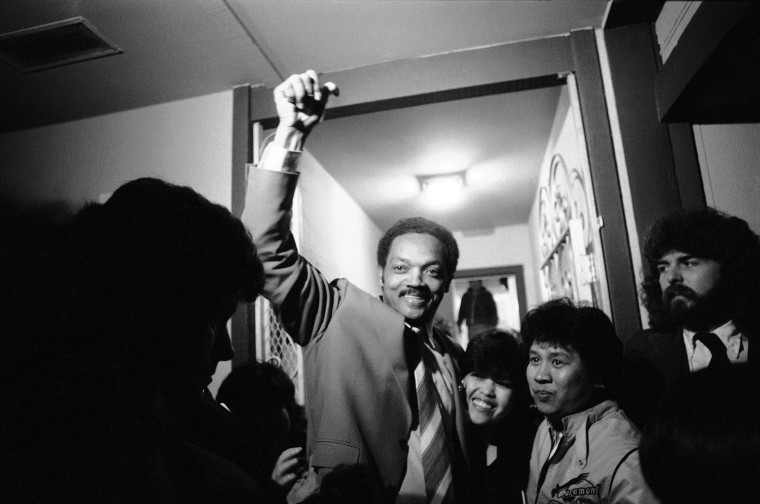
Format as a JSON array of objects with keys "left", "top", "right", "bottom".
[
  {"left": 694, "top": 332, "right": 730, "bottom": 368},
  {"left": 414, "top": 330, "right": 453, "bottom": 504}
]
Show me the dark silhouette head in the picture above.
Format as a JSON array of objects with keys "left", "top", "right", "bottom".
[
  {"left": 217, "top": 360, "right": 304, "bottom": 465},
  {"left": 69, "top": 177, "right": 264, "bottom": 399},
  {"left": 1, "top": 184, "right": 264, "bottom": 501}
]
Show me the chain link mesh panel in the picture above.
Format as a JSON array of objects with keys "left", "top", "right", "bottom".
[{"left": 256, "top": 297, "right": 304, "bottom": 405}]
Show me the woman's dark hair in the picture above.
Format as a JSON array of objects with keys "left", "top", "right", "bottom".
[
  {"left": 217, "top": 360, "right": 298, "bottom": 433},
  {"left": 520, "top": 297, "right": 622, "bottom": 392},
  {"left": 217, "top": 360, "right": 306, "bottom": 473},
  {"left": 376, "top": 217, "right": 459, "bottom": 285},
  {"left": 463, "top": 329, "right": 527, "bottom": 405}
]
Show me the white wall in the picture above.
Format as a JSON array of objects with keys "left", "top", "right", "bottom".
[
  {"left": 0, "top": 91, "right": 236, "bottom": 395},
  {"left": 298, "top": 150, "right": 384, "bottom": 295},
  {"left": 0, "top": 91, "right": 233, "bottom": 208},
  {"left": 693, "top": 123, "right": 760, "bottom": 234}
]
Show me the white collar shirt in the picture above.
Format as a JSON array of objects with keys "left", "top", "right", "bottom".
[{"left": 683, "top": 320, "right": 747, "bottom": 372}]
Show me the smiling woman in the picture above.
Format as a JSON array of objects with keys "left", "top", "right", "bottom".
[{"left": 460, "top": 329, "right": 534, "bottom": 504}]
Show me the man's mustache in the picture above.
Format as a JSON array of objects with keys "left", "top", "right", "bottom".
[{"left": 663, "top": 284, "right": 697, "bottom": 302}]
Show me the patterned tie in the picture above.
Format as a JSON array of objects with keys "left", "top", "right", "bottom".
[
  {"left": 414, "top": 332, "right": 453, "bottom": 504},
  {"left": 693, "top": 332, "right": 730, "bottom": 368}
]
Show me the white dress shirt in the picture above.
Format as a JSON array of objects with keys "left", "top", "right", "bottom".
[{"left": 683, "top": 320, "right": 747, "bottom": 372}]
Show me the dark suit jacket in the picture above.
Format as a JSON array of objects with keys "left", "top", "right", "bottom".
[
  {"left": 243, "top": 166, "right": 470, "bottom": 500},
  {"left": 624, "top": 329, "right": 688, "bottom": 393},
  {"left": 624, "top": 327, "right": 757, "bottom": 426}
]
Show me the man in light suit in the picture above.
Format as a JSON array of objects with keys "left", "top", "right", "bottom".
[
  {"left": 624, "top": 207, "right": 760, "bottom": 424},
  {"left": 242, "top": 71, "right": 471, "bottom": 503}
]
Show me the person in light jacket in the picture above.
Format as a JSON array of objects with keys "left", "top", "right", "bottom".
[{"left": 523, "top": 298, "right": 658, "bottom": 504}]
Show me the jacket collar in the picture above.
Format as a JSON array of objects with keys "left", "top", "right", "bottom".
[{"left": 546, "top": 400, "right": 618, "bottom": 468}]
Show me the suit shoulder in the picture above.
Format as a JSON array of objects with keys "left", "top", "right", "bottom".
[
  {"left": 432, "top": 326, "right": 464, "bottom": 357},
  {"left": 625, "top": 328, "right": 676, "bottom": 353}
]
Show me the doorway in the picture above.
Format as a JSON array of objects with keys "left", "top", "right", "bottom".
[{"left": 450, "top": 265, "right": 527, "bottom": 349}]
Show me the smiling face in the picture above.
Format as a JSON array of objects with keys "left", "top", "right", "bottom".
[
  {"left": 379, "top": 233, "right": 449, "bottom": 325},
  {"left": 526, "top": 341, "right": 594, "bottom": 422},
  {"left": 464, "top": 371, "right": 515, "bottom": 426}
]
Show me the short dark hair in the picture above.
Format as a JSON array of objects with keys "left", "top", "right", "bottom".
[
  {"left": 520, "top": 298, "right": 622, "bottom": 391},
  {"left": 376, "top": 217, "right": 459, "bottom": 282},
  {"left": 217, "top": 360, "right": 297, "bottom": 430},
  {"left": 640, "top": 364, "right": 760, "bottom": 504},
  {"left": 640, "top": 207, "right": 760, "bottom": 333},
  {"left": 69, "top": 177, "right": 264, "bottom": 353},
  {"left": 463, "top": 329, "right": 527, "bottom": 405}
]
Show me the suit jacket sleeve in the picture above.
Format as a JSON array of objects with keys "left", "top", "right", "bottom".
[{"left": 241, "top": 153, "right": 343, "bottom": 347}]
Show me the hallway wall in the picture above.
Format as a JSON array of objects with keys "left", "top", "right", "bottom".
[
  {"left": 455, "top": 223, "right": 538, "bottom": 309},
  {"left": 298, "top": 149, "right": 384, "bottom": 294},
  {"left": 694, "top": 123, "right": 760, "bottom": 234},
  {"left": 0, "top": 90, "right": 233, "bottom": 209}
]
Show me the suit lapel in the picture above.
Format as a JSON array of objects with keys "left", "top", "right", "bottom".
[
  {"left": 650, "top": 329, "right": 689, "bottom": 384},
  {"left": 430, "top": 327, "right": 470, "bottom": 467}
]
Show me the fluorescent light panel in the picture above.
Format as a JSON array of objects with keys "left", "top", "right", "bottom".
[{"left": 419, "top": 172, "right": 465, "bottom": 207}]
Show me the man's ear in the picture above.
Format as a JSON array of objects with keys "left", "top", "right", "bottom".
[{"left": 378, "top": 266, "right": 385, "bottom": 287}]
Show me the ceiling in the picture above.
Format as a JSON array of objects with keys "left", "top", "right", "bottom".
[
  {"left": 0, "top": 0, "right": 611, "bottom": 233},
  {"left": 305, "top": 85, "right": 563, "bottom": 232}
]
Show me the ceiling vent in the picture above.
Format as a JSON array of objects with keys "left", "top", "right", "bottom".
[{"left": 0, "top": 17, "right": 122, "bottom": 73}]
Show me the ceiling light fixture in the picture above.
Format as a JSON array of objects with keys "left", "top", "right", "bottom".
[{"left": 418, "top": 172, "right": 466, "bottom": 208}]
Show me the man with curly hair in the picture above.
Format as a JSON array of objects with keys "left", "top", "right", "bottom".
[{"left": 624, "top": 207, "right": 760, "bottom": 422}]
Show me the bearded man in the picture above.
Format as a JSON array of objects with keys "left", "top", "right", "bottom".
[{"left": 624, "top": 207, "right": 760, "bottom": 424}]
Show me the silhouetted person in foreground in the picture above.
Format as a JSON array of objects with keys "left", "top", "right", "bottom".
[
  {"left": 641, "top": 364, "right": 760, "bottom": 504},
  {"left": 1, "top": 200, "right": 79, "bottom": 501},
  {"left": 2, "top": 178, "right": 268, "bottom": 503}
]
